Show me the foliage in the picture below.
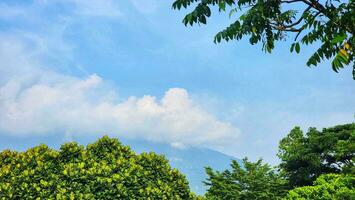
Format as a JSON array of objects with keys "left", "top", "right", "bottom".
[
  {"left": 283, "top": 174, "right": 355, "bottom": 200},
  {"left": 202, "top": 123, "right": 354, "bottom": 199},
  {"left": 278, "top": 123, "right": 355, "bottom": 188},
  {"left": 203, "top": 158, "right": 288, "bottom": 199},
  {"left": 172, "top": 0, "right": 355, "bottom": 78},
  {"left": 0, "top": 136, "right": 197, "bottom": 199}
]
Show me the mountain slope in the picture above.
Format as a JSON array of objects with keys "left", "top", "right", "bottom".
[{"left": 123, "top": 139, "right": 241, "bottom": 195}]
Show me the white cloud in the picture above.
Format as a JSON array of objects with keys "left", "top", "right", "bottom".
[
  {"left": 0, "top": 37, "right": 239, "bottom": 149},
  {"left": 0, "top": 75, "right": 239, "bottom": 147}
]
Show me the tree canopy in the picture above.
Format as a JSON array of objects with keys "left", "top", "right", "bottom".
[
  {"left": 204, "top": 158, "right": 288, "bottom": 199},
  {"left": 0, "top": 136, "right": 196, "bottom": 199},
  {"left": 284, "top": 174, "right": 355, "bottom": 200},
  {"left": 278, "top": 123, "right": 355, "bottom": 188},
  {"left": 172, "top": 0, "right": 355, "bottom": 79}
]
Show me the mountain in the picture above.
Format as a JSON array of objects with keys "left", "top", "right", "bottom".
[{"left": 122, "top": 139, "right": 240, "bottom": 195}]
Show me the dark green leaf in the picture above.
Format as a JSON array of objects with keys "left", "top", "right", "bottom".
[{"left": 295, "top": 43, "right": 300, "bottom": 54}]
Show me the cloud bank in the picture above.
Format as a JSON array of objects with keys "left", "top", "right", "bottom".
[{"left": 0, "top": 37, "right": 239, "bottom": 149}]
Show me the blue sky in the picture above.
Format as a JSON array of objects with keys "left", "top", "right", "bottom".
[{"left": 0, "top": 0, "right": 354, "bottom": 164}]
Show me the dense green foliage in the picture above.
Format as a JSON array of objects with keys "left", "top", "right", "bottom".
[
  {"left": 172, "top": 0, "right": 355, "bottom": 78},
  {"left": 203, "top": 123, "right": 354, "bottom": 199},
  {"left": 0, "top": 136, "right": 196, "bottom": 199},
  {"left": 284, "top": 174, "right": 355, "bottom": 199},
  {"left": 278, "top": 123, "right": 355, "bottom": 187},
  {"left": 204, "top": 158, "right": 288, "bottom": 199}
]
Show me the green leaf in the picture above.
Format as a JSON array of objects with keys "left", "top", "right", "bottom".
[
  {"left": 218, "top": 2, "right": 226, "bottom": 11},
  {"left": 295, "top": 43, "right": 300, "bottom": 54},
  {"left": 290, "top": 43, "right": 296, "bottom": 52},
  {"left": 331, "top": 33, "right": 347, "bottom": 44},
  {"left": 199, "top": 15, "right": 206, "bottom": 24},
  {"left": 214, "top": 33, "right": 222, "bottom": 43},
  {"left": 229, "top": 8, "right": 237, "bottom": 18},
  {"left": 332, "top": 57, "right": 340, "bottom": 72}
]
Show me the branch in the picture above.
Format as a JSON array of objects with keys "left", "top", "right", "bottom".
[
  {"left": 270, "top": 6, "right": 312, "bottom": 32},
  {"left": 283, "top": 6, "right": 312, "bottom": 28},
  {"left": 309, "top": 0, "right": 327, "bottom": 13},
  {"left": 301, "top": 0, "right": 328, "bottom": 17},
  {"left": 281, "top": 0, "right": 303, "bottom": 3},
  {"left": 294, "top": 11, "right": 322, "bottom": 40},
  {"left": 271, "top": 25, "right": 303, "bottom": 32},
  {"left": 270, "top": 3, "right": 322, "bottom": 41}
]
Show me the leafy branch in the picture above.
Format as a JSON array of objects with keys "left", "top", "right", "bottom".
[{"left": 172, "top": 0, "right": 355, "bottom": 79}]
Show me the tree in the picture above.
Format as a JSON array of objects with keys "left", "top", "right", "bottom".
[
  {"left": 203, "top": 158, "right": 288, "bottom": 199},
  {"left": 283, "top": 174, "right": 355, "bottom": 200},
  {"left": 278, "top": 123, "right": 355, "bottom": 188},
  {"left": 0, "top": 136, "right": 197, "bottom": 199},
  {"left": 172, "top": 0, "right": 355, "bottom": 79}
]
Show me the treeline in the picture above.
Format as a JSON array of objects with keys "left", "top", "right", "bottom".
[
  {"left": 0, "top": 123, "right": 354, "bottom": 199},
  {"left": 204, "top": 123, "right": 355, "bottom": 199}
]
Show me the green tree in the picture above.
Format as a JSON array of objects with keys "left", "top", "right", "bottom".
[
  {"left": 0, "top": 136, "right": 197, "bottom": 199},
  {"left": 172, "top": 0, "right": 355, "bottom": 78},
  {"left": 204, "top": 158, "right": 288, "bottom": 199},
  {"left": 278, "top": 123, "right": 355, "bottom": 188},
  {"left": 283, "top": 174, "right": 355, "bottom": 200}
]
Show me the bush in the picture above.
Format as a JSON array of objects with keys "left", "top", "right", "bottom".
[{"left": 0, "top": 136, "right": 196, "bottom": 199}]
